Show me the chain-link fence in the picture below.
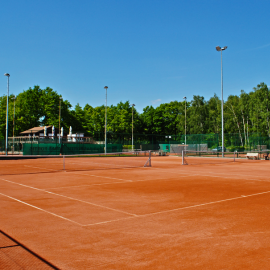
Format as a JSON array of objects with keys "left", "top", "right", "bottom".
[{"left": 1, "top": 132, "right": 269, "bottom": 155}]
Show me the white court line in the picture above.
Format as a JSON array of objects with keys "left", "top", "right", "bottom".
[
  {"left": 24, "top": 164, "right": 141, "bottom": 182},
  {"left": 68, "top": 160, "right": 143, "bottom": 168},
  {"left": 47, "top": 177, "right": 170, "bottom": 190},
  {"left": 1, "top": 179, "right": 270, "bottom": 227},
  {"left": 82, "top": 216, "right": 136, "bottom": 226},
  {"left": 0, "top": 178, "right": 137, "bottom": 217},
  {"left": 28, "top": 162, "right": 269, "bottom": 183},
  {"left": 144, "top": 165, "right": 270, "bottom": 183},
  {"left": 24, "top": 163, "right": 146, "bottom": 174},
  {"left": 83, "top": 190, "right": 270, "bottom": 226},
  {"left": 0, "top": 192, "right": 84, "bottom": 226},
  {"left": 140, "top": 190, "right": 270, "bottom": 217},
  {"left": 65, "top": 171, "right": 132, "bottom": 181},
  {"left": 24, "top": 163, "right": 270, "bottom": 189},
  {"left": 23, "top": 163, "right": 270, "bottom": 184},
  {"left": 47, "top": 181, "right": 132, "bottom": 190},
  {"left": 24, "top": 165, "right": 60, "bottom": 172}
]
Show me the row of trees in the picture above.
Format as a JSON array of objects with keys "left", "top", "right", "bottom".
[{"left": 0, "top": 83, "right": 270, "bottom": 140}]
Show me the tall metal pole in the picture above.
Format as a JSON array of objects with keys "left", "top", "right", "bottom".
[
  {"left": 59, "top": 97, "right": 62, "bottom": 144},
  {"left": 13, "top": 96, "right": 16, "bottom": 154},
  {"left": 267, "top": 86, "right": 269, "bottom": 136},
  {"left": 4, "top": 73, "right": 10, "bottom": 156},
  {"left": 216, "top": 46, "right": 227, "bottom": 158},
  {"left": 221, "top": 49, "right": 224, "bottom": 158},
  {"left": 183, "top": 97, "right": 187, "bottom": 146},
  {"left": 104, "top": 86, "right": 108, "bottom": 154},
  {"left": 132, "top": 104, "right": 135, "bottom": 151}
]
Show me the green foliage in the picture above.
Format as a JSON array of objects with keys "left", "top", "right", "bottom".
[
  {"left": 122, "top": 145, "right": 133, "bottom": 149},
  {"left": 1, "top": 82, "right": 270, "bottom": 141}
]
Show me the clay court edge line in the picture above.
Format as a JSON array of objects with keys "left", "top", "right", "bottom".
[
  {"left": 46, "top": 178, "right": 170, "bottom": 190},
  {"left": 0, "top": 192, "right": 84, "bottom": 226},
  {"left": 25, "top": 164, "right": 134, "bottom": 182},
  {"left": 23, "top": 164, "right": 149, "bottom": 175},
  {"left": 37, "top": 164, "right": 270, "bottom": 183},
  {"left": 24, "top": 165, "right": 59, "bottom": 172},
  {"left": 145, "top": 165, "right": 270, "bottom": 183},
  {"left": 140, "top": 190, "right": 270, "bottom": 217},
  {"left": 82, "top": 216, "right": 136, "bottom": 226},
  {"left": 66, "top": 172, "right": 133, "bottom": 181},
  {"left": 83, "top": 190, "right": 270, "bottom": 226},
  {"left": 46, "top": 182, "right": 132, "bottom": 190},
  {"left": 0, "top": 178, "right": 138, "bottom": 217}
]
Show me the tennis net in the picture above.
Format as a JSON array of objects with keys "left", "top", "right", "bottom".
[
  {"left": 181, "top": 150, "right": 238, "bottom": 165},
  {"left": 0, "top": 151, "right": 151, "bottom": 176}
]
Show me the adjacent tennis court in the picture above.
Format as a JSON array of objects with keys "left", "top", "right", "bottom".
[{"left": 1, "top": 154, "right": 270, "bottom": 269}]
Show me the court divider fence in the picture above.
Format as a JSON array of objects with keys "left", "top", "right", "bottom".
[{"left": 1, "top": 132, "right": 270, "bottom": 155}]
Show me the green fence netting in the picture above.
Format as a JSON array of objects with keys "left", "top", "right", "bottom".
[
  {"left": 22, "top": 143, "right": 122, "bottom": 155},
  {"left": 2, "top": 132, "right": 270, "bottom": 155}
]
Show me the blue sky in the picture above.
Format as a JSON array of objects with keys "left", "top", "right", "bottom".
[{"left": 1, "top": 0, "right": 270, "bottom": 112}]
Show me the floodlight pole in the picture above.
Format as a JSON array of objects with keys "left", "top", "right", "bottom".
[
  {"left": 104, "top": 86, "right": 108, "bottom": 155},
  {"left": 267, "top": 86, "right": 270, "bottom": 136},
  {"left": 12, "top": 95, "right": 16, "bottom": 154},
  {"left": 132, "top": 104, "right": 135, "bottom": 151},
  {"left": 183, "top": 97, "right": 187, "bottom": 146},
  {"left": 59, "top": 97, "right": 62, "bottom": 144},
  {"left": 4, "top": 73, "right": 10, "bottom": 156},
  {"left": 216, "top": 46, "right": 228, "bottom": 158}
]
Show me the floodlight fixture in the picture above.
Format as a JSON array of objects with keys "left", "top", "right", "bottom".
[{"left": 216, "top": 46, "right": 227, "bottom": 51}]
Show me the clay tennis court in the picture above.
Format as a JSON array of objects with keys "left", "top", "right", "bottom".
[{"left": 1, "top": 155, "right": 270, "bottom": 269}]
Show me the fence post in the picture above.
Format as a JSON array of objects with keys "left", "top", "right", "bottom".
[{"left": 31, "top": 131, "right": 32, "bottom": 155}]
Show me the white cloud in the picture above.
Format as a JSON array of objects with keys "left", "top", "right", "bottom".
[{"left": 151, "top": 99, "right": 161, "bottom": 104}]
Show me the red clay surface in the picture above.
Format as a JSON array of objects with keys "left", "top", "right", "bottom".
[
  {"left": 1, "top": 155, "right": 270, "bottom": 269},
  {"left": 0, "top": 230, "right": 56, "bottom": 269}
]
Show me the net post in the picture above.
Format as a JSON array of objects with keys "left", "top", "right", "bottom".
[
  {"left": 182, "top": 150, "right": 184, "bottom": 165},
  {"left": 234, "top": 151, "right": 235, "bottom": 162},
  {"left": 144, "top": 150, "right": 151, "bottom": 167}
]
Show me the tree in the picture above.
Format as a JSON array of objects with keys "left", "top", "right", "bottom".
[
  {"left": 188, "top": 95, "right": 208, "bottom": 134},
  {"left": 1, "top": 82, "right": 270, "bottom": 140},
  {"left": 207, "top": 94, "right": 221, "bottom": 134}
]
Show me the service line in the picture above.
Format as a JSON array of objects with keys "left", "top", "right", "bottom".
[
  {"left": 0, "top": 192, "right": 84, "bottom": 226},
  {"left": 0, "top": 178, "right": 137, "bottom": 217},
  {"left": 83, "top": 190, "right": 270, "bottom": 226}
]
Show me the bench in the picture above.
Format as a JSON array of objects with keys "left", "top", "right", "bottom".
[
  {"left": 246, "top": 153, "right": 259, "bottom": 160},
  {"left": 263, "top": 153, "right": 269, "bottom": 160}
]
